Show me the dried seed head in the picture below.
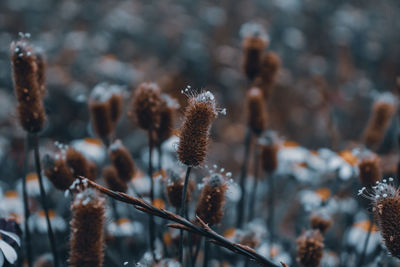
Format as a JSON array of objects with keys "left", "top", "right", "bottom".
[
  {"left": 196, "top": 173, "right": 227, "bottom": 226},
  {"left": 69, "top": 188, "right": 105, "bottom": 267},
  {"left": 358, "top": 153, "right": 381, "bottom": 187},
  {"left": 177, "top": 90, "right": 219, "bottom": 166},
  {"left": 89, "top": 87, "right": 113, "bottom": 140},
  {"left": 255, "top": 52, "right": 281, "bottom": 98},
  {"left": 43, "top": 154, "right": 75, "bottom": 191},
  {"left": 246, "top": 87, "right": 267, "bottom": 135},
  {"left": 166, "top": 169, "right": 192, "bottom": 208},
  {"left": 130, "top": 82, "right": 162, "bottom": 130},
  {"left": 10, "top": 38, "right": 46, "bottom": 133},
  {"left": 66, "top": 148, "right": 90, "bottom": 179},
  {"left": 310, "top": 212, "right": 333, "bottom": 233},
  {"left": 102, "top": 165, "right": 127, "bottom": 193},
  {"left": 296, "top": 230, "right": 324, "bottom": 267},
  {"left": 34, "top": 48, "right": 46, "bottom": 96},
  {"left": 242, "top": 36, "right": 267, "bottom": 81},
  {"left": 86, "top": 161, "right": 98, "bottom": 180},
  {"left": 259, "top": 132, "right": 279, "bottom": 173},
  {"left": 107, "top": 85, "right": 124, "bottom": 125},
  {"left": 108, "top": 140, "right": 135, "bottom": 183},
  {"left": 155, "top": 94, "right": 179, "bottom": 146},
  {"left": 363, "top": 94, "right": 396, "bottom": 148},
  {"left": 359, "top": 179, "right": 400, "bottom": 258}
]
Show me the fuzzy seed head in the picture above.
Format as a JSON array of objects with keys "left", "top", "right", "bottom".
[
  {"left": 66, "top": 148, "right": 90, "bottom": 179},
  {"left": 255, "top": 52, "right": 281, "bottom": 98},
  {"left": 155, "top": 94, "right": 178, "bottom": 145},
  {"left": 10, "top": 39, "right": 46, "bottom": 133},
  {"left": 86, "top": 161, "right": 98, "bottom": 181},
  {"left": 296, "top": 230, "right": 324, "bottom": 267},
  {"left": 310, "top": 213, "right": 333, "bottom": 233},
  {"left": 69, "top": 189, "right": 105, "bottom": 267},
  {"left": 166, "top": 169, "right": 192, "bottom": 208},
  {"left": 108, "top": 85, "right": 124, "bottom": 125},
  {"left": 246, "top": 87, "right": 267, "bottom": 135},
  {"left": 34, "top": 49, "right": 46, "bottom": 96},
  {"left": 43, "top": 154, "right": 75, "bottom": 191},
  {"left": 259, "top": 132, "right": 279, "bottom": 173},
  {"left": 358, "top": 154, "right": 381, "bottom": 187},
  {"left": 195, "top": 173, "right": 227, "bottom": 226},
  {"left": 108, "top": 140, "right": 136, "bottom": 182},
  {"left": 177, "top": 91, "right": 218, "bottom": 166},
  {"left": 131, "top": 82, "right": 162, "bottom": 130},
  {"left": 242, "top": 36, "right": 267, "bottom": 81},
  {"left": 102, "top": 165, "right": 128, "bottom": 193}
]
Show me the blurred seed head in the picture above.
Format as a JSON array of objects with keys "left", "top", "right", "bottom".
[
  {"left": 43, "top": 154, "right": 75, "bottom": 191},
  {"left": 296, "top": 229, "right": 324, "bottom": 267},
  {"left": 102, "top": 165, "right": 127, "bottom": 193},
  {"left": 246, "top": 87, "right": 267, "bottom": 135},
  {"left": 108, "top": 139, "right": 136, "bottom": 183}
]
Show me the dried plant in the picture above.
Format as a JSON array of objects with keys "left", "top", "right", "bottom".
[
  {"left": 247, "top": 87, "right": 267, "bottom": 135},
  {"left": 358, "top": 153, "right": 381, "bottom": 187},
  {"left": 242, "top": 35, "right": 268, "bottom": 81},
  {"left": 296, "top": 230, "right": 324, "bottom": 267},
  {"left": 43, "top": 154, "right": 75, "bottom": 191},
  {"left": 102, "top": 165, "right": 128, "bottom": 193},
  {"left": 66, "top": 148, "right": 90, "bottom": 179},
  {"left": 108, "top": 140, "right": 136, "bottom": 183}
]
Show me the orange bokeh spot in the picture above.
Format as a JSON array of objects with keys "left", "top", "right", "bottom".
[
  {"left": 4, "top": 191, "right": 19, "bottom": 198},
  {"left": 153, "top": 198, "right": 165, "bottom": 209},
  {"left": 38, "top": 210, "right": 56, "bottom": 219},
  {"left": 354, "top": 220, "right": 378, "bottom": 232},
  {"left": 315, "top": 188, "right": 331, "bottom": 202},
  {"left": 163, "top": 232, "right": 172, "bottom": 245},
  {"left": 83, "top": 137, "right": 103, "bottom": 146},
  {"left": 117, "top": 218, "right": 131, "bottom": 225},
  {"left": 282, "top": 140, "right": 299, "bottom": 148},
  {"left": 339, "top": 150, "right": 358, "bottom": 166},
  {"left": 223, "top": 227, "right": 236, "bottom": 239},
  {"left": 153, "top": 169, "right": 166, "bottom": 179},
  {"left": 26, "top": 172, "right": 38, "bottom": 182},
  {"left": 270, "top": 246, "right": 280, "bottom": 258}
]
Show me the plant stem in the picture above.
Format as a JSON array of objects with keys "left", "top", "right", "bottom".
[
  {"left": 157, "top": 144, "right": 162, "bottom": 171},
  {"left": 22, "top": 134, "right": 32, "bottom": 267},
  {"left": 357, "top": 214, "right": 374, "bottom": 266},
  {"left": 32, "top": 134, "right": 59, "bottom": 267},
  {"left": 203, "top": 238, "right": 209, "bottom": 267},
  {"left": 236, "top": 128, "right": 252, "bottom": 228},
  {"left": 267, "top": 172, "right": 275, "bottom": 246},
  {"left": 179, "top": 166, "right": 192, "bottom": 263},
  {"left": 148, "top": 130, "right": 156, "bottom": 261},
  {"left": 248, "top": 147, "right": 260, "bottom": 222}
]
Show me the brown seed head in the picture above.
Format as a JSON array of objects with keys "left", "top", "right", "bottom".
[
  {"left": 10, "top": 39, "right": 46, "bottom": 133},
  {"left": 155, "top": 94, "right": 178, "bottom": 146},
  {"left": 102, "top": 165, "right": 128, "bottom": 193},
  {"left": 358, "top": 154, "right": 381, "bottom": 187},
  {"left": 364, "top": 97, "right": 396, "bottom": 148},
  {"left": 108, "top": 140, "right": 135, "bottom": 182},
  {"left": 310, "top": 213, "right": 333, "bottom": 233},
  {"left": 259, "top": 132, "right": 279, "bottom": 173},
  {"left": 166, "top": 169, "right": 192, "bottom": 208},
  {"left": 246, "top": 87, "right": 267, "bottom": 135},
  {"left": 296, "top": 230, "right": 324, "bottom": 267},
  {"left": 196, "top": 173, "right": 227, "bottom": 226},
  {"left": 131, "top": 82, "right": 162, "bottom": 130},
  {"left": 69, "top": 188, "right": 105, "bottom": 267},
  {"left": 242, "top": 36, "right": 268, "bottom": 81},
  {"left": 108, "top": 85, "right": 124, "bottom": 125},
  {"left": 177, "top": 91, "right": 218, "bottom": 166},
  {"left": 43, "top": 154, "right": 75, "bottom": 191},
  {"left": 34, "top": 49, "right": 46, "bottom": 96},
  {"left": 86, "top": 161, "right": 98, "bottom": 180},
  {"left": 66, "top": 148, "right": 90, "bottom": 179},
  {"left": 89, "top": 88, "right": 113, "bottom": 140},
  {"left": 255, "top": 52, "right": 281, "bottom": 98}
]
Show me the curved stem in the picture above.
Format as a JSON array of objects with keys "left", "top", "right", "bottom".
[
  {"left": 236, "top": 128, "right": 252, "bottom": 228},
  {"left": 179, "top": 166, "right": 192, "bottom": 263},
  {"left": 32, "top": 134, "right": 59, "bottom": 267},
  {"left": 22, "top": 134, "right": 32, "bottom": 267}
]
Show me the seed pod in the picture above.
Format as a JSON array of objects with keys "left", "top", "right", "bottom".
[
  {"left": 109, "top": 140, "right": 135, "bottom": 183},
  {"left": 364, "top": 96, "right": 396, "bottom": 149},
  {"left": 296, "top": 230, "right": 324, "bottom": 267},
  {"left": 10, "top": 39, "right": 46, "bottom": 133},
  {"left": 246, "top": 87, "right": 267, "bottom": 135},
  {"left": 260, "top": 132, "right": 279, "bottom": 173},
  {"left": 69, "top": 189, "right": 105, "bottom": 267},
  {"left": 155, "top": 94, "right": 178, "bottom": 146},
  {"left": 34, "top": 49, "right": 46, "bottom": 96},
  {"left": 195, "top": 173, "right": 227, "bottom": 226},
  {"left": 358, "top": 154, "right": 381, "bottom": 187},
  {"left": 166, "top": 170, "right": 192, "bottom": 209},
  {"left": 242, "top": 36, "right": 267, "bottom": 81},
  {"left": 102, "top": 165, "right": 127, "bottom": 193},
  {"left": 108, "top": 85, "right": 124, "bottom": 125},
  {"left": 89, "top": 97, "right": 112, "bottom": 141},
  {"left": 66, "top": 148, "right": 89, "bottom": 178},
  {"left": 177, "top": 91, "right": 218, "bottom": 166},
  {"left": 130, "top": 82, "right": 162, "bottom": 131},
  {"left": 310, "top": 213, "right": 332, "bottom": 234},
  {"left": 255, "top": 52, "right": 281, "bottom": 98},
  {"left": 43, "top": 154, "right": 75, "bottom": 191}
]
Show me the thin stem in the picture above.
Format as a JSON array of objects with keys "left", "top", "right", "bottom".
[
  {"left": 32, "top": 134, "right": 59, "bottom": 267},
  {"left": 179, "top": 166, "right": 192, "bottom": 263},
  {"left": 203, "top": 238, "right": 209, "bottom": 267},
  {"left": 80, "top": 178, "right": 280, "bottom": 266},
  {"left": 248, "top": 147, "right": 260, "bottom": 222},
  {"left": 148, "top": 130, "right": 156, "bottom": 260},
  {"left": 157, "top": 145, "right": 162, "bottom": 171},
  {"left": 22, "top": 134, "right": 32, "bottom": 267},
  {"left": 357, "top": 214, "right": 374, "bottom": 267},
  {"left": 267, "top": 172, "right": 274, "bottom": 246},
  {"left": 192, "top": 236, "right": 202, "bottom": 266},
  {"left": 236, "top": 128, "right": 252, "bottom": 228}
]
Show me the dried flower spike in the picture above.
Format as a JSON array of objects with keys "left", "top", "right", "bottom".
[
  {"left": 166, "top": 169, "right": 192, "bottom": 209},
  {"left": 195, "top": 173, "right": 227, "bottom": 226},
  {"left": 108, "top": 140, "right": 135, "bottom": 183},
  {"left": 177, "top": 89, "right": 220, "bottom": 166},
  {"left": 310, "top": 213, "right": 332, "bottom": 234},
  {"left": 43, "top": 154, "right": 75, "bottom": 191},
  {"left": 358, "top": 153, "right": 381, "bottom": 187},
  {"left": 34, "top": 48, "right": 46, "bottom": 96},
  {"left": 88, "top": 85, "right": 113, "bottom": 141},
  {"left": 155, "top": 94, "right": 178, "bottom": 145},
  {"left": 107, "top": 84, "right": 124, "bottom": 125},
  {"left": 296, "top": 230, "right": 324, "bottom": 267},
  {"left": 255, "top": 52, "right": 281, "bottom": 98},
  {"left": 259, "top": 132, "right": 279, "bottom": 173},
  {"left": 10, "top": 37, "right": 46, "bottom": 133},
  {"left": 69, "top": 188, "right": 105, "bottom": 267},
  {"left": 66, "top": 148, "right": 90, "bottom": 179},
  {"left": 246, "top": 87, "right": 267, "bottom": 135},
  {"left": 130, "top": 82, "right": 162, "bottom": 131},
  {"left": 363, "top": 93, "right": 396, "bottom": 148},
  {"left": 102, "top": 165, "right": 127, "bottom": 193}
]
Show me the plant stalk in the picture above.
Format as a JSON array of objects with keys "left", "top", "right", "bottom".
[
  {"left": 179, "top": 166, "right": 192, "bottom": 263},
  {"left": 267, "top": 172, "right": 275, "bottom": 246},
  {"left": 22, "top": 134, "right": 32, "bottom": 267},
  {"left": 248, "top": 147, "right": 260, "bottom": 222},
  {"left": 148, "top": 130, "right": 156, "bottom": 261},
  {"left": 357, "top": 213, "right": 374, "bottom": 267}
]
